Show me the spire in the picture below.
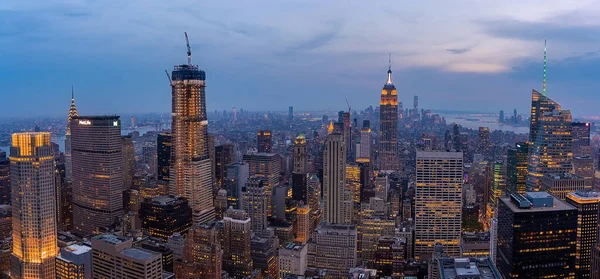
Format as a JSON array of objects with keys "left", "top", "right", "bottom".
[
  {"left": 542, "top": 40, "right": 547, "bottom": 96},
  {"left": 67, "top": 86, "right": 79, "bottom": 134},
  {"left": 71, "top": 85, "right": 74, "bottom": 100},
  {"left": 327, "top": 121, "right": 334, "bottom": 134},
  {"left": 386, "top": 53, "right": 393, "bottom": 85}
]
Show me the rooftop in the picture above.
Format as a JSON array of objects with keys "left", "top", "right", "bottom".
[
  {"left": 62, "top": 244, "right": 92, "bottom": 255},
  {"left": 94, "top": 234, "right": 130, "bottom": 245},
  {"left": 144, "top": 195, "right": 186, "bottom": 206},
  {"left": 501, "top": 192, "right": 575, "bottom": 213},
  {"left": 544, "top": 173, "right": 584, "bottom": 181},
  {"left": 121, "top": 248, "right": 157, "bottom": 260},
  {"left": 438, "top": 257, "right": 501, "bottom": 279}
]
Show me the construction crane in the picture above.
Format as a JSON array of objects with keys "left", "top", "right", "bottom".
[
  {"left": 345, "top": 98, "right": 351, "bottom": 114},
  {"left": 184, "top": 32, "right": 192, "bottom": 66},
  {"left": 164, "top": 70, "right": 172, "bottom": 85}
]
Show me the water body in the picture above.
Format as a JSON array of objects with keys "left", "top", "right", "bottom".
[{"left": 439, "top": 113, "right": 529, "bottom": 134}]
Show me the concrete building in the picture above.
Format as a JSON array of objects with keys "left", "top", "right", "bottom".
[
  {"left": 415, "top": 151, "right": 463, "bottom": 260},
  {"left": 433, "top": 257, "right": 502, "bottom": 279},
  {"left": 174, "top": 222, "right": 222, "bottom": 279},
  {"left": 323, "top": 132, "right": 352, "bottom": 224},
  {"left": 373, "top": 236, "right": 405, "bottom": 278},
  {"left": 222, "top": 209, "right": 253, "bottom": 278},
  {"left": 91, "top": 234, "right": 162, "bottom": 279},
  {"left": 307, "top": 223, "right": 357, "bottom": 278},
  {"left": 10, "top": 133, "right": 59, "bottom": 279},
  {"left": 296, "top": 204, "right": 310, "bottom": 243},
  {"left": 279, "top": 243, "right": 308, "bottom": 278},
  {"left": 243, "top": 153, "right": 280, "bottom": 217},
  {"left": 242, "top": 177, "right": 268, "bottom": 233},
  {"left": 55, "top": 244, "right": 92, "bottom": 279},
  {"left": 542, "top": 173, "right": 587, "bottom": 201},
  {"left": 251, "top": 230, "right": 280, "bottom": 279}
]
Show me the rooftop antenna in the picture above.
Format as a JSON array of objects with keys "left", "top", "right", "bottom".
[
  {"left": 388, "top": 53, "right": 391, "bottom": 71},
  {"left": 71, "top": 85, "right": 74, "bottom": 99},
  {"left": 386, "top": 53, "right": 393, "bottom": 84},
  {"left": 164, "top": 70, "right": 172, "bottom": 85},
  {"left": 542, "top": 40, "right": 547, "bottom": 96},
  {"left": 185, "top": 32, "right": 192, "bottom": 66}
]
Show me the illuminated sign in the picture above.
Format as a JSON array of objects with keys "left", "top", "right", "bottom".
[
  {"left": 113, "top": 121, "right": 119, "bottom": 126},
  {"left": 78, "top": 120, "right": 91, "bottom": 125}
]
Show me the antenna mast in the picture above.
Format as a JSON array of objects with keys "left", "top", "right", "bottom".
[
  {"left": 185, "top": 32, "right": 192, "bottom": 66},
  {"left": 542, "top": 40, "right": 547, "bottom": 96}
]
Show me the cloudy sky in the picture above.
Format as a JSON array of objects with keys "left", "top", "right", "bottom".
[{"left": 2, "top": 0, "right": 600, "bottom": 117}]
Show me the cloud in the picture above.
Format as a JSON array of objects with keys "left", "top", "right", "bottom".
[
  {"left": 476, "top": 17, "right": 600, "bottom": 43},
  {"left": 446, "top": 47, "right": 472, "bottom": 54}
]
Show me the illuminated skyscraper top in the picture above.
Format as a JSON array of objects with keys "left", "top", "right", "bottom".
[
  {"left": 66, "top": 86, "right": 79, "bottom": 135},
  {"left": 169, "top": 33, "right": 214, "bottom": 225},
  {"left": 379, "top": 55, "right": 399, "bottom": 172}
]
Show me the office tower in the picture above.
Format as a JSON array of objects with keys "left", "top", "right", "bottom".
[
  {"left": 413, "top": 94, "right": 418, "bottom": 110},
  {"left": 357, "top": 120, "right": 372, "bottom": 163},
  {"left": 91, "top": 234, "right": 162, "bottom": 279},
  {"left": 374, "top": 172, "right": 389, "bottom": 200},
  {"left": 242, "top": 177, "right": 268, "bottom": 233},
  {"left": 346, "top": 164, "right": 361, "bottom": 214},
  {"left": 135, "top": 239, "right": 174, "bottom": 272},
  {"left": 55, "top": 244, "right": 92, "bottom": 279},
  {"left": 379, "top": 62, "right": 399, "bottom": 171},
  {"left": 358, "top": 217, "right": 396, "bottom": 267},
  {"left": 142, "top": 141, "right": 157, "bottom": 178},
  {"left": 257, "top": 130, "right": 273, "bottom": 153},
  {"left": 307, "top": 223, "right": 357, "bottom": 278},
  {"left": 279, "top": 242, "right": 307, "bottom": 278},
  {"left": 359, "top": 162, "right": 373, "bottom": 203},
  {"left": 574, "top": 156, "right": 595, "bottom": 188},
  {"left": 251, "top": 230, "right": 279, "bottom": 278},
  {"left": 542, "top": 173, "right": 586, "bottom": 201},
  {"left": 271, "top": 184, "right": 287, "bottom": 223},
  {"left": 490, "top": 161, "right": 506, "bottom": 205},
  {"left": 507, "top": 142, "right": 528, "bottom": 194},
  {"left": 174, "top": 222, "right": 222, "bottom": 279},
  {"left": 478, "top": 127, "right": 492, "bottom": 156},
  {"left": 497, "top": 192, "right": 577, "bottom": 278},
  {"left": 307, "top": 175, "right": 322, "bottom": 232},
  {"left": 292, "top": 134, "right": 308, "bottom": 203},
  {"left": 222, "top": 209, "right": 253, "bottom": 278},
  {"left": 0, "top": 152, "right": 9, "bottom": 205},
  {"left": 288, "top": 106, "right": 294, "bottom": 124},
  {"left": 572, "top": 122, "right": 591, "bottom": 157},
  {"left": 157, "top": 133, "right": 171, "bottom": 193},
  {"left": 208, "top": 134, "right": 216, "bottom": 192},
  {"left": 527, "top": 106, "right": 573, "bottom": 190},
  {"left": 225, "top": 162, "right": 249, "bottom": 209},
  {"left": 499, "top": 110, "right": 504, "bottom": 123},
  {"left": 9, "top": 133, "right": 58, "bottom": 279},
  {"left": 374, "top": 237, "right": 405, "bottom": 278},
  {"left": 593, "top": 245, "right": 600, "bottom": 279},
  {"left": 139, "top": 195, "right": 193, "bottom": 241},
  {"left": 65, "top": 89, "right": 78, "bottom": 183},
  {"left": 323, "top": 132, "right": 352, "bottom": 224},
  {"left": 214, "top": 189, "right": 228, "bottom": 220},
  {"left": 566, "top": 190, "right": 600, "bottom": 279},
  {"left": 415, "top": 151, "right": 463, "bottom": 260},
  {"left": 529, "top": 85, "right": 560, "bottom": 145},
  {"left": 243, "top": 153, "right": 280, "bottom": 216},
  {"left": 296, "top": 204, "right": 310, "bottom": 243},
  {"left": 169, "top": 49, "right": 214, "bottom": 225},
  {"left": 214, "top": 143, "right": 234, "bottom": 188},
  {"left": 121, "top": 135, "right": 134, "bottom": 191},
  {"left": 71, "top": 116, "right": 122, "bottom": 235}
]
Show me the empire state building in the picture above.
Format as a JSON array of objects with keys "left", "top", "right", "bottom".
[
  {"left": 169, "top": 33, "right": 215, "bottom": 225},
  {"left": 379, "top": 63, "right": 399, "bottom": 172}
]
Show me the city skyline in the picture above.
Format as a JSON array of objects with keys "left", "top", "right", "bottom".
[{"left": 3, "top": 1, "right": 600, "bottom": 117}]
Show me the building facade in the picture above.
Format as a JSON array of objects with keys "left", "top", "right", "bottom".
[
  {"left": 566, "top": 190, "right": 600, "bottom": 279},
  {"left": 55, "top": 244, "right": 92, "bottom": 279},
  {"left": 378, "top": 65, "right": 399, "bottom": 172},
  {"left": 91, "top": 234, "right": 162, "bottom": 279},
  {"left": 139, "top": 195, "right": 193, "bottom": 241},
  {"left": 307, "top": 223, "right": 357, "bottom": 278},
  {"left": 323, "top": 132, "right": 352, "bottom": 224}
]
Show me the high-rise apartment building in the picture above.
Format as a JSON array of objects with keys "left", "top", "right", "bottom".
[
  {"left": 222, "top": 209, "right": 253, "bottom": 277},
  {"left": 497, "top": 192, "right": 577, "bottom": 279},
  {"left": 257, "top": 130, "right": 273, "bottom": 153},
  {"left": 225, "top": 162, "right": 249, "bottom": 209},
  {"left": 572, "top": 122, "right": 591, "bottom": 157},
  {"left": 507, "top": 142, "right": 528, "bottom": 194},
  {"left": 71, "top": 116, "right": 123, "bottom": 235},
  {"left": 91, "top": 234, "right": 162, "bottom": 279},
  {"left": 65, "top": 90, "right": 78, "bottom": 183},
  {"left": 242, "top": 177, "right": 268, "bottom": 233},
  {"left": 10, "top": 133, "right": 59, "bottom": 279},
  {"left": 214, "top": 143, "right": 234, "bottom": 188},
  {"left": 139, "top": 195, "right": 193, "bottom": 241},
  {"left": 379, "top": 63, "right": 399, "bottom": 171},
  {"left": 307, "top": 223, "right": 357, "bottom": 278},
  {"left": 243, "top": 153, "right": 280, "bottom": 216},
  {"left": 157, "top": 133, "right": 171, "bottom": 193},
  {"left": 174, "top": 222, "right": 222, "bottom": 279},
  {"left": 323, "top": 132, "right": 352, "bottom": 224},
  {"left": 169, "top": 51, "right": 215, "bottom": 225},
  {"left": 415, "top": 151, "right": 463, "bottom": 260},
  {"left": 55, "top": 244, "right": 92, "bottom": 279},
  {"left": 566, "top": 190, "right": 600, "bottom": 279},
  {"left": 121, "top": 135, "right": 134, "bottom": 191}
]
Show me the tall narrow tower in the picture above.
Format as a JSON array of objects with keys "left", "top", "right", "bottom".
[
  {"left": 65, "top": 87, "right": 78, "bottom": 183},
  {"left": 323, "top": 132, "right": 352, "bottom": 224},
  {"left": 292, "top": 133, "right": 308, "bottom": 203},
  {"left": 10, "top": 132, "right": 58, "bottom": 279},
  {"left": 169, "top": 33, "right": 215, "bottom": 225},
  {"left": 379, "top": 57, "right": 399, "bottom": 172}
]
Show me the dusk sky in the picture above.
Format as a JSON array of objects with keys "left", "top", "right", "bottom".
[{"left": 2, "top": 1, "right": 600, "bottom": 117}]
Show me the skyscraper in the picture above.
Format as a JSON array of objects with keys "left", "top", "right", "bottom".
[
  {"left": 0, "top": 152, "right": 9, "bottom": 205},
  {"left": 307, "top": 223, "right": 357, "bottom": 278},
  {"left": 257, "top": 130, "right": 273, "bottom": 153},
  {"left": 497, "top": 192, "right": 576, "bottom": 279},
  {"left": 222, "top": 208, "right": 253, "bottom": 277},
  {"left": 169, "top": 39, "right": 215, "bottom": 225},
  {"left": 566, "top": 190, "right": 600, "bottom": 279},
  {"left": 292, "top": 133, "right": 308, "bottom": 203},
  {"left": 527, "top": 106, "right": 573, "bottom": 190},
  {"left": 10, "top": 132, "right": 58, "bottom": 279},
  {"left": 323, "top": 132, "right": 352, "bottom": 224},
  {"left": 214, "top": 143, "right": 234, "bottom": 188},
  {"left": 157, "top": 133, "right": 171, "bottom": 193},
  {"left": 288, "top": 106, "right": 294, "bottom": 124},
  {"left": 72, "top": 116, "right": 123, "bottom": 235},
  {"left": 121, "top": 135, "right": 134, "bottom": 191},
  {"left": 507, "top": 142, "right": 528, "bottom": 195},
  {"left": 243, "top": 153, "right": 280, "bottom": 216},
  {"left": 357, "top": 120, "right": 372, "bottom": 163},
  {"left": 379, "top": 61, "right": 399, "bottom": 172},
  {"left": 415, "top": 151, "right": 463, "bottom": 260},
  {"left": 225, "top": 162, "right": 249, "bottom": 209},
  {"left": 242, "top": 177, "right": 268, "bottom": 233},
  {"left": 572, "top": 122, "right": 591, "bottom": 157},
  {"left": 174, "top": 222, "right": 222, "bottom": 279},
  {"left": 139, "top": 195, "right": 193, "bottom": 241},
  {"left": 91, "top": 234, "right": 162, "bottom": 279},
  {"left": 65, "top": 88, "right": 78, "bottom": 183}
]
